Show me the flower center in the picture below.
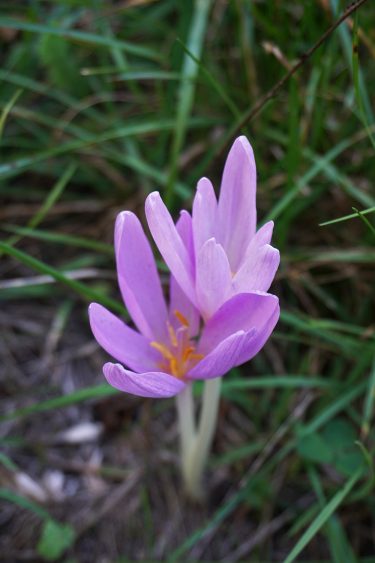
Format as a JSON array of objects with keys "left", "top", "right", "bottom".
[{"left": 150, "top": 310, "right": 203, "bottom": 379}]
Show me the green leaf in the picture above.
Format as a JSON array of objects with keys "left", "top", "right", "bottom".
[
  {"left": 322, "top": 419, "right": 364, "bottom": 477},
  {"left": 321, "top": 418, "right": 356, "bottom": 447},
  {"left": 297, "top": 433, "right": 333, "bottom": 464},
  {"left": 37, "top": 519, "right": 75, "bottom": 561}
]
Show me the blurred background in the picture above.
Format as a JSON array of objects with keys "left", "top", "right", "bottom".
[{"left": 0, "top": 1, "right": 374, "bottom": 561}]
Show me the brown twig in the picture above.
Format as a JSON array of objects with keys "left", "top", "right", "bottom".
[{"left": 230, "top": 0, "right": 369, "bottom": 137}]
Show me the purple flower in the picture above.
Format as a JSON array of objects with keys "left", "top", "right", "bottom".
[
  {"left": 145, "top": 136, "right": 280, "bottom": 319},
  {"left": 89, "top": 205, "right": 279, "bottom": 398}
]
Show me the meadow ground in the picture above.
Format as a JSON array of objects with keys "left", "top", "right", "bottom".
[{"left": 0, "top": 1, "right": 374, "bottom": 561}]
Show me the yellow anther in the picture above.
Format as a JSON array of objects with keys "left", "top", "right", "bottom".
[
  {"left": 169, "top": 357, "right": 179, "bottom": 377},
  {"left": 167, "top": 322, "right": 178, "bottom": 348},
  {"left": 174, "top": 310, "right": 189, "bottom": 327},
  {"left": 150, "top": 341, "right": 174, "bottom": 361},
  {"left": 182, "top": 346, "right": 195, "bottom": 362},
  {"left": 190, "top": 352, "right": 204, "bottom": 361},
  {"left": 150, "top": 317, "right": 204, "bottom": 380}
]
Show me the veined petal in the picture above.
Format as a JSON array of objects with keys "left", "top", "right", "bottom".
[
  {"left": 199, "top": 292, "right": 279, "bottom": 352},
  {"left": 216, "top": 136, "right": 257, "bottom": 271},
  {"left": 176, "top": 209, "right": 195, "bottom": 276},
  {"left": 234, "top": 303, "right": 280, "bottom": 366},
  {"left": 239, "top": 220, "right": 275, "bottom": 269},
  {"left": 192, "top": 177, "right": 217, "bottom": 255},
  {"left": 233, "top": 244, "right": 280, "bottom": 293},
  {"left": 169, "top": 212, "right": 200, "bottom": 337},
  {"left": 253, "top": 221, "right": 274, "bottom": 246},
  {"left": 103, "top": 363, "right": 186, "bottom": 398},
  {"left": 89, "top": 303, "right": 159, "bottom": 372},
  {"left": 195, "top": 238, "right": 233, "bottom": 320},
  {"left": 145, "top": 192, "right": 196, "bottom": 305},
  {"left": 115, "top": 211, "right": 168, "bottom": 341},
  {"left": 187, "top": 330, "right": 255, "bottom": 380}
]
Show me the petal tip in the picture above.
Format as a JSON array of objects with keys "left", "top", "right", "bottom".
[
  {"left": 115, "top": 210, "right": 137, "bottom": 235},
  {"left": 145, "top": 191, "right": 161, "bottom": 206},
  {"left": 237, "top": 135, "right": 253, "bottom": 150},
  {"left": 88, "top": 302, "right": 98, "bottom": 315}
]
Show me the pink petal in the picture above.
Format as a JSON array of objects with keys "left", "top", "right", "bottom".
[
  {"left": 192, "top": 177, "right": 217, "bottom": 255},
  {"left": 115, "top": 211, "right": 168, "bottom": 341},
  {"left": 233, "top": 244, "right": 280, "bottom": 293},
  {"left": 216, "top": 136, "right": 257, "bottom": 271},
  {"left": 103, "top": 363, "right": 186, "bottom": 398},
  {"left": 176, "top": 209, "right": 195, "bottom": 276},
  {"left": 169, "top": 213, "right": 200, "bottom": 337},
  {"left": 187, "top": 330, "right": 256, "bottom": 380},
  {"left": 89, "top": 303, "right": 159, "bottom": 372},
  {"left": 195, "top": 238, "right": 233, "bottom": 320},
  {"left": 234, "top": 303, "right": 280, "bottom": 366},
  {"left": 145, "top": 192, "right": 196, "bottom": 305},
  {"left": 199, "top": 292, "right": 279, "bottom": 352},
  {"left": 253, "top": 221, "right": 274, "bottom": 246},
  {"left": 239, "top": 220, "right": 275, "bottom": 268}
]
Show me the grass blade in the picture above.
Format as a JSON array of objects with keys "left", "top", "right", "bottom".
[
  {"left": 319, "top": 205, "right": 375, "bottom": 226},
  {"left": 165, "top": 0, "right": 212, "bottom": 206},
  {"left": 283, "top": 469, "right": 362, "bottom": 563},
  {"left": 0, "top": 89, "right": 22, "bottom": 137},
  {"left": 0, "top": 242, "right": 124, "bottom": 315},
  {"left": 0, "top": 17, "right": 160, "bottom": 61}
]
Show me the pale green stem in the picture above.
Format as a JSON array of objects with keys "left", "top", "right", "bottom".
[
  {"left": 175, "top": 383, "right": 196, "bottom": 485},
  {"left": 184, "top": 377, "right": 222, "bottom": 500}
]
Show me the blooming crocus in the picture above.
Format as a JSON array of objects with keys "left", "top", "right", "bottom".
[
  {"left": 88, "top": 135, "right": 280, "bottom": 499},
  {"left": 145, "top": 136, "right": 280, "bottom": 320},
  {"left": 89, "top": 209, "right": 279, "bottom": 399}
]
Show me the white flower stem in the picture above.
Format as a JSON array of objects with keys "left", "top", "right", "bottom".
[
  {"left": 175, "top": 383, "right": 196, "bottom": 485},
  {"left": 184, "top": 378, "right": 222, "bottom": 501}
]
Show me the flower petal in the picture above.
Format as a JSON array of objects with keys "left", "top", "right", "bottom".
[
  {"left": 145, "top": 192, "right": 196, "bottom": 304},
  {"left": 176, "top": 209, "right": 195, "bottom": 275},
  {"left": 89, "top": 303, "right": 159, "bottom": 372},
  {"left": 115, "top": 211, "right": 168, "bottom": 341},
  {"left": 199, "top": 292, "right": 279, "bottom": 352},
  {"left": 169, "top": 212, "right": 200, "bottom": 337},
  {"left": 103, "top": 362, "right": 186, "bottom": 398},
  {"left": 192, "top": 177, "right": 217, "bottom": 255},
  {"left": 239, "top": 220, "right": 275, "bottom": 268},
  {"left": 216, "top": 136, "right": 257, "bottom": 271},
  {"left": 233, "top": 244, "right": 280, "bottom": 293},
  {"left": 253, "top": 221, "right": 274, "bottom": 246},
  {"left": 195, "top": 238, "right": 233, "bottom": 320},
  {"left": 234, "top": 303, "right": 280, "bottom": 366},
  {"left": 187, "top": 330, "right": 255, "bottom": 380}
]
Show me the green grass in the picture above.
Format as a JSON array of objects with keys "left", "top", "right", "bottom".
[{"left": 0, "top": 1, "right": 374, "bottom": 561}]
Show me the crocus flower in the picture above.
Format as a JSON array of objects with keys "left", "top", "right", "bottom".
[
  {"left": 145, "top": 136, "right": 280, "bottom": 320},
  {"left": 89, "top": 206, "right": 279, "bottom": 398}
]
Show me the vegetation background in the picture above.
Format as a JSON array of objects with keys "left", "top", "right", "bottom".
[{"left": 0, "top": 0, "right": 374, "bottom": 561}]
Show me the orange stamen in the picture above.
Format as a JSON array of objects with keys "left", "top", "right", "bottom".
[
  {"left": 190, "top": 352, "right": 204, "bottom": 361},
  {"left": 150, "top": 315, "right": 204, "bottom": 379},
  {"left": 174, "top": 310, "right": 189, "bottom": 327},
  {"left": 150, "top": 341, "right": 174, "bottom": 361},
  {"left": 182, "top": 346, "right": 195, "bottom": 362},
  {"left": 167, "top": 322, "right": 178, "bottom": 348},
  {"left": 171, "top": 357, "right": 181, "bottom": 377}
]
